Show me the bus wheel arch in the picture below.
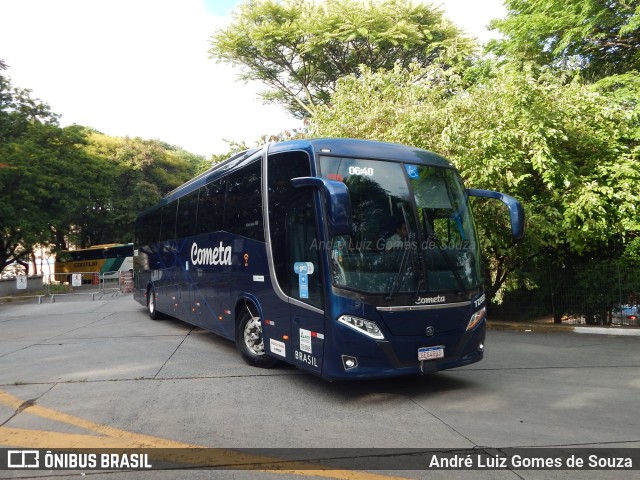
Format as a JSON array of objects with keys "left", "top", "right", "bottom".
[{"left": 235, "top": 299, "right": 278, "bottom": 368}]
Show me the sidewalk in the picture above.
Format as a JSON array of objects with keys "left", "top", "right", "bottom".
[{"left": 488, "top": 320, "right": 640, "bottom": 336}]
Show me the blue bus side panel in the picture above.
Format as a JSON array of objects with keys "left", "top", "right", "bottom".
[
  {"left": 290, "top": 305, "right": 325, "bottom": 375},
  {"left": 134, "top": 231, "right": 324, "bottom": 369},
  {"left": 137, "top": 232, "right": 272, "bottom": 340}
]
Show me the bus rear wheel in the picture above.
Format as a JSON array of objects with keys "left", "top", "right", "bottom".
[
  {"left": 147, "top": 286, "right": 163, "bottom": 320},
  {"left": 237, "top": 306, "right": 278, "bottom": 368}
]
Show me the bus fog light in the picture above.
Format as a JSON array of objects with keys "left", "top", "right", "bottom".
[
  {"left": 466, "top": 306, "right": 486, "bottom": 331},
  {"left": 337, "top": 315, "right": 385, "bottom": 340},
  {"left": 478, "top": 343, "right": 484, "bottom": 353},
  {"left": 342, "top": 355, "right": 358, "bottom": 370}
]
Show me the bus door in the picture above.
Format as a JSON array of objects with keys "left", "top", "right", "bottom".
[
  {"left": 287, "top": 194, "right": 325, "bottom": 375},
  {"left": 266, "top": 150, "right": 325, "bottom": 375}
]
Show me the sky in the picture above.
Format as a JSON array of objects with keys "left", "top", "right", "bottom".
[{"left": 0, "top": 0, "right": 507, "bottom": 157}]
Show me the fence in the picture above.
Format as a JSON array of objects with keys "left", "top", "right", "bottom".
[
  {"left": 45, "top": 271, "right": 134, "bottom": 299},
  {"left": 491, "top": 261, "right": 640, "bottom": 326},
  {"left": 0, "top": 271, "right": 134, "bottom": 303},
  {"left": 0, "top": 275, "right": 44, "bottom": 297},
  {"left": 550, "top": 262, "right": 639, "bottom": 326}
]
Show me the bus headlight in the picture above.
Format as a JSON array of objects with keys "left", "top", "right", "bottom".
[
  {"left": 466, "top": 306, "right": 486, "bottom": 331},
  {"left": 337, "top": 315, "right": 385, "bottom": 340}
]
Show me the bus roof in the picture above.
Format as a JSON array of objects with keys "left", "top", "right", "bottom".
[
  {"left": 272, "top": 138, "right": 454, "bottom": 168},
  {"left": 60, "top": 243, "right": 133, "bottom": 252},
  {"left": 143, "top": 139, "right": 454, "bottom": 214}
]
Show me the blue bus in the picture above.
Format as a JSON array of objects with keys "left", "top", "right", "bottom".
[{"left": 133, "top": 139, "right": 523, "bottom": 380}]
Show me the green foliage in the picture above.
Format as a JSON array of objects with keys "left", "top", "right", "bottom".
[
  {"left": 79, "top": 132, "right": 201, "bottom": 246},
  {"left": 209, "top": 0, "right": 476, "bottom": 118},
  {"left": 311, "top": 63, "right": 640, "bottom": 299},
  {"left": 0, "top": 71, "right": 204, "bottom": 274},
  {"left": 595, "top": 71, "right": 640, "bottom": 145},
  {"left": 0, "top": 75, "right": 108, "bottom": 271},
  {"left": 623, "top": 237, "right": 640, "bottom": 262},
  {"left": 488, "top": 0, "right": 640, "bottom": 80}
]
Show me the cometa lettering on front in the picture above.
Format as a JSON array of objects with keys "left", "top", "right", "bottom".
[
  {"left": 191, "top": 242, "right": 232, "bottom": 266},
  {"left": 415, "top": 295, "right": 446, "bottom": 305}
]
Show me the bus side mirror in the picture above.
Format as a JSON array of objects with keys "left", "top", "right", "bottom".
[
  {"left": 291, "top": 177, "right": 352, "bottom": 236},
  {"left": 467, "top": 189, "right": 525, "bottom": 240}
]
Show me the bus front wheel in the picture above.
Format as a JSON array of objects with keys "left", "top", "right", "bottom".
[{"left": 237, "top": 306, "right": 278, "bottom": 368}]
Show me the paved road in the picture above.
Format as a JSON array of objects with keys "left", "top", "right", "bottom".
[{"left": 1, "top": 294, "right": 639, "bottom": 479}]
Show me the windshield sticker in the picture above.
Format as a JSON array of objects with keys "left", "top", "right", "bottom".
[
  {"left": 299, "top": 273, "right": 308, "bottom": 298},
  {"left": 294, "top": 262, "right": 314, "bottom": 275},
  {"left": 405, "top": 164, "right": 420, "bottom": 179},
  {"left": 294, "top": 262, "right": 314, "bottom": 299}
]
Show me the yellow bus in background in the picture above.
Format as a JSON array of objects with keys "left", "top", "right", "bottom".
[{"left": 55, "top": 243, "right": 134, "bottom": 284}]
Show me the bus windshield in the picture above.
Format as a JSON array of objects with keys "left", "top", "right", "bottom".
[{"left": 319, "top": 156, "right": 481, "bottom": 297}]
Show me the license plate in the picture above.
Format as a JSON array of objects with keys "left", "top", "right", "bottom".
[{"left": 418, "top": 346, "right": 444, "bottom": 361}]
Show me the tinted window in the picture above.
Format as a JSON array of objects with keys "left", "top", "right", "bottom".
[
  {"left": 176, "top": 191, "right": 198, "bottom": 239},
  {"left": 224, "top": 160, "right": 263, "bottom": 240},
  {"left": 160, "top": 202, "right": 177, "bottom": 241},
  {"left": 135, "top": 207, "right": 161, "bottom": 246},
  {"left": 197, "top": 179, "right": 225, "bottom": 234}
]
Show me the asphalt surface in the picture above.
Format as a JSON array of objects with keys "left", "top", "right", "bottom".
[{"left": 1, "top": 293, "right": 639, "bottom": 479}]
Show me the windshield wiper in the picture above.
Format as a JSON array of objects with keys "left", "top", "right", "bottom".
[
  {"left": 386, "top": 231, "right": 415, "bottom": 301},
  {"left": 386, "top": 204, "right": 418, "bottom": 301},
  {"left": 423, "top": 214, "right": 467, "bottom": 294}
]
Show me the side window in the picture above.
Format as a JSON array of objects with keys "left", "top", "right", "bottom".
[
  {"left": 224, "top": 160, "right": 263, "bottom": 240},
  {"left": 159, "top": 201, "right": 177, "bottom": 242},
  {"left": 197, "top": 179, "right": 225, "bottom": 234},
  {"left": 176, "top": 191, "right": 198, "bottom": 239},
  {"left": 135, "top": 207, "right": 161, "bottom": 246},
  {"left": 268, "top": 151, "right": 323, "bottom": 308}
]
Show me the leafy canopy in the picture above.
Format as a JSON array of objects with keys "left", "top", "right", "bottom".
[
  {"left": 0, "top": 74, "right": 108, "bottom": 271},
  {"left": 209, "top": 0, "right": 476, "bottom": 118},
  {"left": 488, "top": 0, "right": 640, "bottom": 80},
  {"left": 0, "top": 69, "right": 206, "bottom": 274},
  {"left": 311, "top": 63, "right": 640, "bottom": 298}
]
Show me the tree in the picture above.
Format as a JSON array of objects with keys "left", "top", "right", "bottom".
[
  {"left": 79, "top": 132, "right": 202, "bottom": 246},
  {"left": 209, "top": 0, "right": 476, "bottom": 118},
  {"left": 0, "top": 64, "right": 209, "bottom": 275},
  {"left": 488, "top": 0, "right": 640, "bottom": 80},
  {"left": 0, "top": 74, "right": 109, "bottom": 273},
  {"left": 310, "top": 63, "right": 640, "bottom": 300}
]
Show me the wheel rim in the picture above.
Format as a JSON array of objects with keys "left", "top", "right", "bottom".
[
  {"left": 149, "top": 291, "right": 155, "bottom": 313},
  {"left": 243, "top": 316, "right": 264, "bottom": 356}
]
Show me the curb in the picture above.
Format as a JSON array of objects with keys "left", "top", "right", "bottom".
[{"left": 488, "top": 321, "right": 640, "bottom": 336}]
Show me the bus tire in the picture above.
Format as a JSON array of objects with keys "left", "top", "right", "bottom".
[
  {"left": 147, "top": 286, "right": 163, "bottom": 320},
  {"left": 236, "top": 305, "right": 278, "bottom": 368}
]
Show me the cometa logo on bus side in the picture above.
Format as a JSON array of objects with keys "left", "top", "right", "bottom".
[{"left": 190, "top": 242, "right": 232, "bottom": 266}]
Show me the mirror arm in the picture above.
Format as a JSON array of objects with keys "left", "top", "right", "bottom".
[{"left": 467, "top": 188, "right": 525, "bottom": 240}]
